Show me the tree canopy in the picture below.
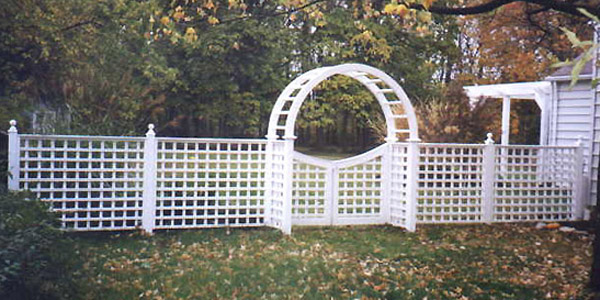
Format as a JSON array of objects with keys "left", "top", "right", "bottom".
[{"left": 0, "top": 0, "right": 592, "bottom": 147}]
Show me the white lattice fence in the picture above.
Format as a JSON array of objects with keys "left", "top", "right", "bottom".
[
  {"left": 6, "top": 121, "right": 586, "bottom": 233},
  {"left": 494, "top": 146, "right": 579, "bottom": 221},
  {"left": 416, "top": 144, "right": 485, "bottom": 223},
  {"left": 16, "top": 135, "right": 145, "bottom": 231},
  {"left": 154, "top": 138, "right": 267, "bottom": 229}
]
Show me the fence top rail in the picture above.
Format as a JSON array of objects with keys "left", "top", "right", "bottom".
[
  {"left": 19, "top": 134, "right": 145, "bottom": 141},
  {"left": 413, "top": 143, "right": 486, "bottom": 148},
  {"left": 334, "top": 143, "right": 386, "bottom": 168},
  {"left": 394, "top": 142, "right": 578, "bottom": 150},
  {"left": 293, "top": 151, "right": 334, "bottom": 168},
  {"left": 156, "top": 137, "right": 268, "bottom": 144},
  {"left": 495, "top": 144, "right": 578, "bottom": 149}
]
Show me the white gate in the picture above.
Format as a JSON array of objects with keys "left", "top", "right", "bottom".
[{"left": 291, "top": 145, "right": 388, "bottom": 226}]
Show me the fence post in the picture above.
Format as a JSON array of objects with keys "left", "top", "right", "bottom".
[
  {"left": 281, "top": 135, "right": 296, "bottom": 234},
  {"left": 141, "top": 124, "right": 157, "bottom": 234},
  {"left": 264, "top": 137, "right": 274, "bottom": 227},
  {"left": 481, "top": 133, "right": 495, "bottom": 224},
  {"left": 573, "top": 136, "right": 585, "bottom": 220},
  {"left": 405, "top": 138, "right": 420, "bottom": 232},
  {"left": 7, "top": 120, "right": 20, "bottom": 191}
]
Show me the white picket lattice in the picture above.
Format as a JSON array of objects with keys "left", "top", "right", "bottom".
[
  {"left": 6, "top": 121, "right": 586, "bottom": 234},
  {"left": 415, "top": 144, "right": 485, "bottom": 223},
  {"left": 494, "top": 145, "right": 578, "bottom": 221},
  {"left": 154, "top": 138, "right": 267, "bottom": 229},
  {"left": 16, "top": 135, "right": 145, "bottom": 231}
]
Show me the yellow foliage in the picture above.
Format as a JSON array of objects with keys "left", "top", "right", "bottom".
[
  {"left": 417, "top": 11, "right": 432, "bottom": 23},
  {"left": 204, "top": 0, "right": 215, "bottom": 10},
  {"left": 383, "top": 3, "right": 396, "bottom": 14},
  {"left": 173, "top": 11, "right": 185, "bottom": 21},
  {"left": 422, "top": 0, "right": 436, "bottom": 10},
  {"left": 160, "top": 16, "right": 170, "bottom": 25},
  {"left": 395, "top": 4, "right": 409, "bottom": 17},
  {"left": 207, "top": 16, "right": 220, "bottom": 25},
  {"left": 184, "top": 27, "right": 197, "bottom": 42},
  {"left": 185, "top": 27, "right": 196, "bottom": 35}
]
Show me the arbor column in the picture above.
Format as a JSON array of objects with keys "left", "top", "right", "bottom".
[{"left": 501, "top": 96, "right": 511, "bottom": 145}]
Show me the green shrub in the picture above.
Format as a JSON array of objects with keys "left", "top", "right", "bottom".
[{"left": 0, "top": 191, "right": 73, "bottom": 299}]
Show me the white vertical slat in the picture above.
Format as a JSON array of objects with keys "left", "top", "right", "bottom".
[
  {"left": 141, "top": 124, "right": 157, "bottom": 233},
  {"left": 7, "top": 120, "right": 20, "bottom": 191}
]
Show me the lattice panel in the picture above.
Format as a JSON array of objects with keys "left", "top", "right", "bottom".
[
  {"left": 292, "top": 161, "right": 327, "bottom": 220},
  {"left": 267, "top": 141, "right": 286, "bottom": 229},
  {"left": 337, "top": 156, "right": 383, "bottom": 218},
  {"left": 390, "top": 144, "right": 409, "bottom": 226},
  {"left": 416, "top": 145, "right": 484, "bottom": 223},
  {"left": 494, "top": 146, "right": 576, "bottom": 221},
  {"left": 155, "top": 139, "right": 266, "bottom": 229},
  {"left": 19, "top": 135, "right": 145, "bottom": 230}
]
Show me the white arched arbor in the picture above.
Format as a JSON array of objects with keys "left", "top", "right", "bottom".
[
  {"left": 266, "top": 63, "right": 419, "bottom": 141},
  {"left": 264, "top": 63, "right": 420, "bottom": 234}
]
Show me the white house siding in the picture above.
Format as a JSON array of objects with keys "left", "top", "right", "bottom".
[{"left": 551, "top": 80, "right": 596, "bottom": 205}]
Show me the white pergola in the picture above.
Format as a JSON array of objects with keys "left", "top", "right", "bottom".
[{"left": 463, "top": 81, "right": 551, "bottom": 145}]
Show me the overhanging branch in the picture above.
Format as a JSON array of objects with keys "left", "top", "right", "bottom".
[{"left": 404, "top": 0, "right": 599, "bottom": 18}]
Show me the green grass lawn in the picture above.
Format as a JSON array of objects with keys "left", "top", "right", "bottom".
[{"left": 68, "top": 224, "right": 591, "bottom": 299}]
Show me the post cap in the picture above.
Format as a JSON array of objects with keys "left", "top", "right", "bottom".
[
  {"left": 8, "top": 120, "right": 17, "bottom": 133},
  {"left": 484, "top": 133, "right": 494, "bottom": 145},
  {"left": 146, "top": 123, "right": 156, "bottom": 136}
]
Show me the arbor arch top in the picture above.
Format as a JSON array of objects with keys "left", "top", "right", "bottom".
[{"left": 267, "top": 63, "right": 419, "bottom": 142}]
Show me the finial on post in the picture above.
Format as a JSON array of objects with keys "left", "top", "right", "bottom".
[
  {"left": 146, "top": 123, "right": 155, "bottom": 136},
  {"left": 484, "top": 133, "right": 494, "bottom": 145},
  {"left": 8, "top": 120, "right": 17, "bottom": 133}
]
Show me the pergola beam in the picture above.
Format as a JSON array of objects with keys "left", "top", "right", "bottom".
[{"left": 464, "top": 81, "right": 551, "bottom": 145}]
